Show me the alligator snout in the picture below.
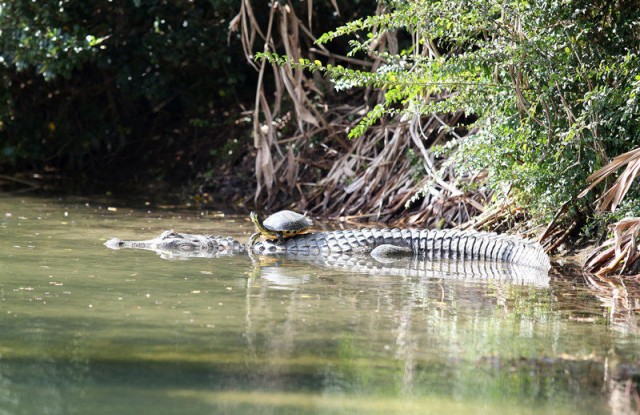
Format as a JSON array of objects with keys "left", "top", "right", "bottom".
[{"left": 104, "top": 238, "right": 125, "bottom": 249}]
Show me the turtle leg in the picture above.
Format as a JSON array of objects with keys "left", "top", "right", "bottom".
[{"left": 276, "top": 232, "right": 285, "bottom": 245}]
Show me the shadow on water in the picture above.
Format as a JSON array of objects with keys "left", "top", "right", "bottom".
[{"left": 0, "top": 195, "right": 639, "bottom": 414}]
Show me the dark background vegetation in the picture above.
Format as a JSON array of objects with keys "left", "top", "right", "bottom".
[
  {"left": 2, "top": 1, "right": 239, "bottom": 185},
  {"left": 0, "top": 0, "right": 370, "bottom": 198}
]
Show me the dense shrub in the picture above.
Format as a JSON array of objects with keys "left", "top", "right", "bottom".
[
  {"left": 263, "top": 0, "right": 640, "bottom": 223},
  {"left": 0, "top": 0, "right": 250, "bottom": 176}
]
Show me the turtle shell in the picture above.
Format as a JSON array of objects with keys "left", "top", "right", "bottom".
[{"left": 262, "top": 210, "right": 312, "bottom": 232}]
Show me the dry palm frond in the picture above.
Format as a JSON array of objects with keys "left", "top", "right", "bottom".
[
  {"left": 584, "top": 217, "right": 640, "bottom": 276},
  {"left": 579, "top": 147, "right": 640, "bottom": 212},
  {"left": 231, "top": 0, "right": 491, "bottom": 227},
  {"left": 300, "top": 112, "right": 487, "bottom": 226},
  {"left": 232, "top": 0, "right": 336, "bottom": 202}
]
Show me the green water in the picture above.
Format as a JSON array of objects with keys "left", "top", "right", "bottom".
[{"left": 0, "top": 195, "right": 639, "bottom": 414}]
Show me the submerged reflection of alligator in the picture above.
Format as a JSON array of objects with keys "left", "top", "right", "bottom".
[{"left": 105, "top": 228, "right": 551, "bottom": 286}]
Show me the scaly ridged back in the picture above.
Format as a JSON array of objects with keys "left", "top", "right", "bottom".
[{"left": 254, "top": 228, "right": 550, "bottom": 271}]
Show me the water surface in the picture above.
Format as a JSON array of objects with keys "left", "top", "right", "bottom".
[{"left": 1, "top": 196, "right": 639, "bottom": 414}]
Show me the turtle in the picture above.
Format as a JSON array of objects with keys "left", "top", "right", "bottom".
[{"left": 248, "top": 210, "right": 313, "bottom": 246}]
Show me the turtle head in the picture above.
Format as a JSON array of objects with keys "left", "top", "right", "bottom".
[
  {"left": 250, "top": 211, "right": 260, "bottom": 227},
  {"left": 250, "top": 211, "right": 280, "bottom": 240}
]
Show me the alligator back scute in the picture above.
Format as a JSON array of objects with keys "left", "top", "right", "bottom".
[
  {"left": 456, "top": 232, "right": 475, "bottom": 260},
  {"left": 500, "top": 236, "right": 518, "bottom": 262},
  {"left": 486, "top": 233, "right": 502, "bottom": 261},
  {"left": 308, "top": 233, "right": 325, "bottom": 253},
  {"left": 477, "top": 233, "right": 492, "bottom": 260},
  {"left": 345, "top": 230, "right": 364, "bottom": 252},
  {"left": 441, "top": 231, "right": 454, "bottom": 258},
  {"left": 497, "top": 238, "right": 514, "bottom": 262}
]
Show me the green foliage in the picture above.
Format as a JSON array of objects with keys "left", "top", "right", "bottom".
[
  {"left": 0, "top": 0, "right": 250, "bottom": 173},
  {"left": 263, "top": 0, "right": 640, "bottom": 222}
]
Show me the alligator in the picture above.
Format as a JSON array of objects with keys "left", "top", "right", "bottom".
[
  {"left": 104, "top": 228, "right": 551, "bottom": 286},
  {"left": 105, "top": 227, "right": 550, "bottom": 271}
]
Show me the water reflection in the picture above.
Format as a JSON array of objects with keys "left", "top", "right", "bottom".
[
  {"left": 0, "top": 196, "right": 639, "bottom": 414},
  {"left": 235, "top": 257, "right": 634, "bottom": 414},
  {"left": 585, "top": 272, "right": 640, "bottom": 335}
]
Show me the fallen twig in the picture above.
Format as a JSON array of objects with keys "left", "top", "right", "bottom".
[{"left": 0, "top": 174, "right": 41, "bottom": 191}]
